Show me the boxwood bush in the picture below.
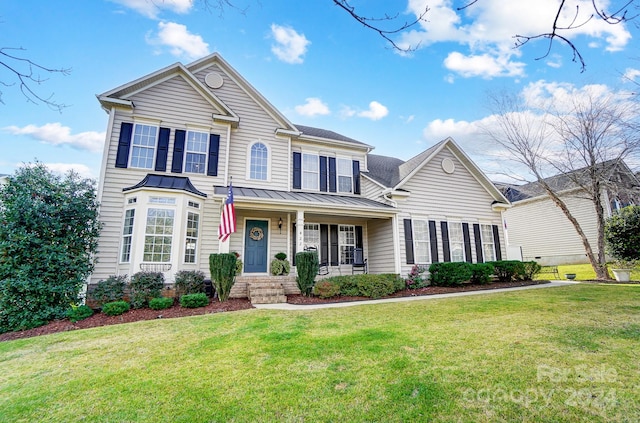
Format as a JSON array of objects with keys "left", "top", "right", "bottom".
[
  {"left": 312, "top": 281, "right": 341, "bottom": 298},
  {"left": 66, "top": 305, "right": 94, "bottom": 322},
  {"left": 428, "top": 262, "right": 473, "bottom": 286},
  {"left": 471, "top": 263, "right": 494, "bottom": 285},
  {"left": 149, "top": 297, "right": 174, "bottom": 310},
  {"left": 89, "top": 275, "right": 127, "bottom": 307},
  {"left": 320, "top": 274, "right": 404, "bottom": 298},
  {"left": 489, "top": 260, "right": 526, "bottom": 282},
  {"left": 180, "top": 293, "right": 209, "bottom": 308},
  {"left": 102, "top": 300, "right": 130, "bottom": 316}
]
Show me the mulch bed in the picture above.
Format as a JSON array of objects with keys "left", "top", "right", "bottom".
[{"left": 1, "top": 280, "right": 552, "bottom": 342}]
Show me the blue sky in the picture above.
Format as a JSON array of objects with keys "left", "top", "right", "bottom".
[{"left": 1, "top": 0, "right": 638, "bottom": 181}]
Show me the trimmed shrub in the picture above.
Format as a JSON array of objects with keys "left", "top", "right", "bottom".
[
  {"left": 129, "top": 271, "right": 164, "bottom": 309},
  {"left": 180, "top": 293, "right": 209, "bottom": 308},
  {"left": 429, "top": 262, "right": 473, "bottom": 286},
  {"left": 66, "top": 305, "right": 94, "bottom": 322},
  {"left": 149, "top": 297, "right": 174, "bottom": 310},
  {"left": 89, "top": 275, "right": 127, "bottom": 307},
  {"left": 295, "top": 252, "right": 319, "bottom": 296},
  {"left": 522, "top": 261, "right": 542, "bottom": 280},
  {"left": 275, "top": 252, "right": 287, "bottom": 261},
  {"left": 356, "top": 276, "right": 397, "bottom": 299},
  {"left": 471, "top": 263, "right": 494, "bottom": 285},
  {"left": 406, "top": 265, "right": 429, "bottom": 289},
  {"left": 312, "top": 281, "right": 341, "bottom": 298},
  {"left": 174, "top": 270, "right": 206, "bottom": 296},
  {"left": 322, "top": 274, "right": 404, "bottom": 298},
  {"left": 489, "top": 260, "right": 526, "bottom": 282},
  {"left": 209, "top": 253, "right": 237, "bottom": 302},
  {"left": 102, "top": 300, "right": 130, "bottom": 316},
  {"left": 336, "top": 276, "right": 360, "bottom": 296}
]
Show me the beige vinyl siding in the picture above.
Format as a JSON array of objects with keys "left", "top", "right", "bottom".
[
  {"left": 361, "top": 177, "right": 388, "bottom": 202},
  {"left": 504, "top": 192, "right": 604, "bottom": 265},
  {"left": 193, "top": 65, "right": 290, "bottom": 191},
  {"left": 396, "top": 147, "right": 505, "bottom": 276},
  {"left": 366, "top": 218, "right": 396, "bottom": 274}
]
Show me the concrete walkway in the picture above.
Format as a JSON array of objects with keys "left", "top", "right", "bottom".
[{"left": 253, "top": 281, "right": 577, "bottom": 310}]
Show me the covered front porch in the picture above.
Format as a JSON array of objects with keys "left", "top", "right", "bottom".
[{"left": 214, "top": 186, "right": 399, "bottom": 281}]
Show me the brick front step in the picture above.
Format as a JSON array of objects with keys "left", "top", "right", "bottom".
[{"left": 230, "top": 275, "right": 300, "bottom": 300}]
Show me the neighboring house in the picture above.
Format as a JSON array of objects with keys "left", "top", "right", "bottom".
[
  {"left": 90, "top": 53, "right": 511, "bottom": 298},
  {"left": 0, "top": 174, "right": 8, "bottom": 188},
  {"left": 500, "top": 160, "right": 640, "bottom": 265}
]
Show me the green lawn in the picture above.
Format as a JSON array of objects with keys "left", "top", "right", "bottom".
[
  {"left": 537, "top": 263, "right": 640, "bottom": 281},
  {"left": 1, "top": 284, "right": 639, "bottom": 422}
]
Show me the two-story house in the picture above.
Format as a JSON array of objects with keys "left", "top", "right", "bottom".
[{"left": 91, "top": 53, "right": 510, "bottom": 299}]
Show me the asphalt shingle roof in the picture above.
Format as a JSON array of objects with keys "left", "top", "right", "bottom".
[
  {"left": 365, "top": 141, "right": 444, "bottom": 188},
  {"left": 295, "top": 124, "right": 369, "bottom": 147}
]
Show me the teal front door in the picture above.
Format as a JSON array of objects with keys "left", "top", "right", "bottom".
[{"left": 244, "top": 220, "right": 269, "bottom": 273}]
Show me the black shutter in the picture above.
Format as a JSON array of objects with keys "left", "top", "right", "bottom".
[
  {"left": 441, "top": 221, "right": 451, "bottom": 262},
  {"left": 154, "top": 127, "right": 170, "bottom": 172},
  {"left": 293, "top": 152, "right": 302, "bottom": 189},
  {"left": 493, "top": 225, "right": 502, "bottom": 261},
  {"left": 330, "top": 225, "right": 339, "bottom": 266},
  {"left": 320, "top": 224, "right": 329, "bottom": 265},
  {"left": 292, "top": 223, "right": 297, "bottom": 266},
  {"left": 473, "top": 224, "right": 484, "bottom": 263},
  {"left": 115, "top": 122, "right": 133, "bottom": 168},
  {"left": 462, "top": 223, "right": 472, "bottom": 263},
  {"left": 404, "top": 219, "right": 415, "bottom": 265},
  {"left": 328, "top": 157, "right": 337, "bottom": 193},
  {"left": 429, "top": 220, "right": 439, "bottom": 263},
  {"left": 355, "top": 226, "right": 363, "bottom": 249},
  {"left": 353, "top": 160, "right": 361, "bottom": 194},
  {"left": 207, "top": 134, "right": 220, "bottom": 176},
  {"left": 319, "top": 156, "right": 328, "bottom": 192},
  {"left": 171, "top": 130, "right": 185, "bottom": 173}
]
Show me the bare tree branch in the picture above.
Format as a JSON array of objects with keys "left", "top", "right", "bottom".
[
  {"left": 0, "top": 47, "right": 70, "bottom": 113},
  {"left": 331, "top": 0, "right": 429, "bottom": 52}
]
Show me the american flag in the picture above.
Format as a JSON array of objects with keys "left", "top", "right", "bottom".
[{"left": 218, "top": 182, "right": 236, "bottom": 242}]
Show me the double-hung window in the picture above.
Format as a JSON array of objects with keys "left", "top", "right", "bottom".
[
  {"left": 337, "top": 158, "right": 353, "bottom": 193},
  {"left": 303, "top": 223, "right": 320, "bottom": 252},
  {"left": 339, "top": 225, "right": 355, "bottom": 264},
  {"left": 130, "top": 124, "right": 158, "bottom": 169},
  {"left": 184, "top": 211, "right": 200, "bottom": 263},
  {"left": 120, "top": 209, "right": 135, "bottom": 263},
  {"left": 449, "top": 222, "right": 465, "bottom": 262},
  {"left": 144, "top": 208, "right": 174, "bottom": 262},
  {"left": 184, "top": 130, "right": 208, "bottom": 174},
  {"left": 413, "top": 220, "right": 430, "bottom": 264},
  {"left": 250, "top": 142, "right": 268, "bottom": 180},
  {"left": 302, "top": 153, "right": 319, "bottom": 190},
  {"left": 481, "top": 224, "right": 496, "bottom": 262}
]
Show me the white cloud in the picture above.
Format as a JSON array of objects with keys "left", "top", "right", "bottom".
[
  {"left": 400, "top": 0, "right": 632, "bottom": 78},
  {"left": 444, "top": 52, "right": 525, "bottom": 78},
  {"left": 147, "top": 22, "right": 210, "bottom": 60},
  {"left": 294, "top": 97, "right": 330, "bottom": 116},
  {"left": 623, "top": 68, "right": 640, "bottom": 82},
  {"left": 358, "top": 101, "right": 389, "bottom": 120},
  {"left": 110, "top": 0, "right": 193, "bottom": 19},
  {"left": 3, "top": 123, "right": 105, "bottom": 153},
  {"left": 270, "top": 24, "right": 310, "bottom": 64},
  {"left": 43, "top": 163, "right": 95, "bottom": 179}
]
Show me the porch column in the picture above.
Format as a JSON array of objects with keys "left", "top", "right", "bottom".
[
  {"left": 392, "top": 215, "right": 402, "bottom": 275},
  {"left": 296, "top": 210, "right": 305, "bottom": 256}
]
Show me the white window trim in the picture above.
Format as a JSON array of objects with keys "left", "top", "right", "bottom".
[
  {"left": 119, "top": 208, "right": 135, "bottom": 264},
  {"left": 337, "top": 157, "right": 353, "bottom": 194},
  {"left": 412, "top": 219, "right": 431, "bottom": 265},
  {"left": 448, "top": 221, "right": 466, "bottom": 263},
  {"left": 183, "top": 130, "right": 209, "bottom": 175},
  {"left": 246, "top": 140, "right": 271, "bottom": 181},
  {"left": 183, "top": 211, "right": 200, "bottom": 264},
  {"left": 339, "top": 224, "right": 356, "bottom": 265},
  {"left": 129, "top": 122, "right": 159, "bottom": 170},
  {"left": 480, "top": 223, "right": 496, "bottom": 262},
  {"left": 302, "top": 153, "right": 320, "bottom": 191},
  {"left": 303, "top": 223, "right": 320, "bottom": 252}
]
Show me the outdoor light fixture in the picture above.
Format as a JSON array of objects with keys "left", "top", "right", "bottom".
[{"left": 278, "top": 217, "right": 283, "bottom": 233}]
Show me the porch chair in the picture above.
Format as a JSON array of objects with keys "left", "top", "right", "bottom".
[
  {"left": 352, "top": 247, "right": 367, "bottom": 274},
  {"left": 304, "top": 246, "right": 329, "bottom": 275}
]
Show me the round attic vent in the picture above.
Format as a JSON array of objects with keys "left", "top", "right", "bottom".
[
  {"left": 441, "top": 158, "right": 455, "bottom": 174},
  {"left": 205, "top": 72, "right": 224, "bottom": 89}
]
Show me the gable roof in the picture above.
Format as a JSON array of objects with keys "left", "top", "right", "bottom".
[
  {"left": 364, "top": 138, "right": 509, "bottom": 204},
  {"left": 294, "top": 124, "right": 371, "bottom": 148},
  {"left": 499, "top": 159, "right": 640, "bottom": 202}
]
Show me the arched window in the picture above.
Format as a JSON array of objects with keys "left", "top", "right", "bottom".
[{"left": 250, "top": 142, "right": 268, "bottom": 180}]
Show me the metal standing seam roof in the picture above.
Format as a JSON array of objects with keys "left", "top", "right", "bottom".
[
  {"left": 123, "top": 174, "right": 207, "bottom": 197},
  {"left": 213, "top": 186, "right": 394, "bottom": 210}
]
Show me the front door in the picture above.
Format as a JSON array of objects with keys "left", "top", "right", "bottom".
[{"left": 244, "top": 220, "right": 269, "bottom": 273}]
